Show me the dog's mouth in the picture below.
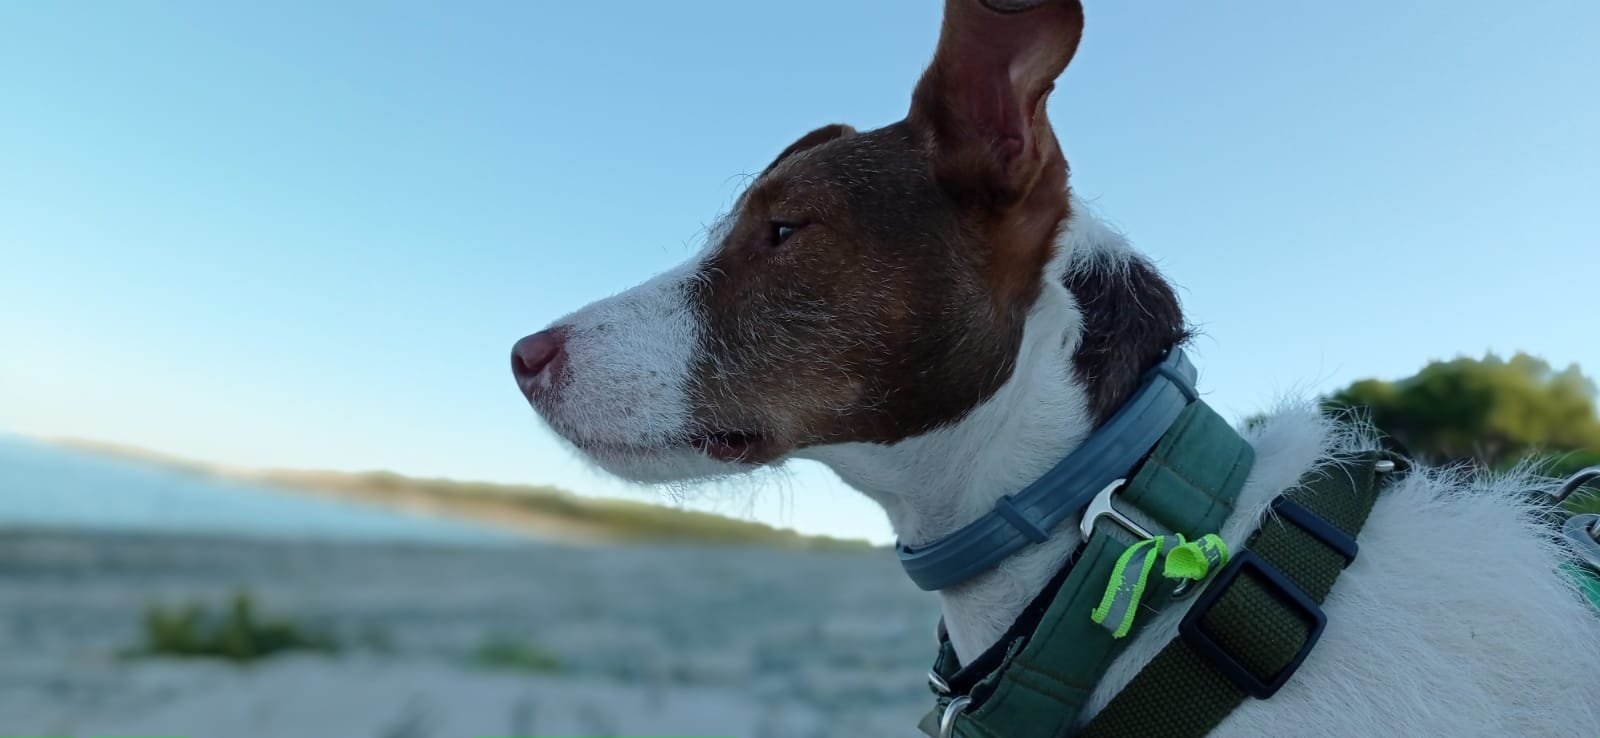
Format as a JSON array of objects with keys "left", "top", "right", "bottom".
[
  {"left": 689, "top": 430, "right": 769, "bottom": 463},
  {"left": 569, "top": 429, "right": 771, "bottom": 464}
]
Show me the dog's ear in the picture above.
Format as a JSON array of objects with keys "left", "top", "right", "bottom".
[
  {"left": 763, "top": 124, "right": 857, "bottom": 176},
  {"left": 911, "top": 0, "right": 1083, "bottom": 209}
]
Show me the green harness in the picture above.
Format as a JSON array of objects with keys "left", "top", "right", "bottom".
[{"left": 918, "top": 401, "right": 1394, "bottom": 738}]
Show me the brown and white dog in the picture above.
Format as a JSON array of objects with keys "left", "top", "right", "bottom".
[{"left": 511, "top": 1, "right": 1600, "bottom": 734}]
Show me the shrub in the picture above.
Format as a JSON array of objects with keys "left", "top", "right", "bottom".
[
  {"left": 129, "top": 590, "right": 339, "bottom": 663},
  {"left": 469, "top": 635, "right": 565, "bottom": 674}
]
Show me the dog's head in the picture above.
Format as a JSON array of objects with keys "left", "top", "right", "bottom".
[{"left": 513, "top": 0, "right": 1177, "bottom": 483}]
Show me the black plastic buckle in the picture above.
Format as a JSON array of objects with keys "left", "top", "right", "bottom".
[
  {"left": 1178, "top": 550, "right": 1327, "bottom": 699},
  {"left": 1270, "top": 496, "right": 1359, "bottom": 566}
]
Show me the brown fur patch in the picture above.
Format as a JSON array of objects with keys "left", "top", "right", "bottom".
[
  {"left": 1065, "top": 255, "right": 1192, "bottom": 424},
  {"left": 761, "top": 124, "right": 856, "bottom": 176},
  {"left": 688, "top": 123, "right": 1033, "bottom": 460},
  {"left": 675, "top": 0, "right": 1183, "bottom": 458},
  {"left": 908, "top": 0, "right": 1081, "bottom": 339}
]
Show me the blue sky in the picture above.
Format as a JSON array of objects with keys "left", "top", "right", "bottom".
[{"left": 3, "top": 1, "right": 1596, "bottom": 544}]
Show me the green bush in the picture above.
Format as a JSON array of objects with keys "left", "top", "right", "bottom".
[
  {"left": 129, "top": 590, "right": 339, "bottom": 663},
  {"left": 469, "top": 635, "right": 565, "bottom": 674},
  {"left": 1324, "top": 353, "right": 1600, "bottom": 470}
]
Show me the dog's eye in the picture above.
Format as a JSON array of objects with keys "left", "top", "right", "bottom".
[{"left": 768, "top": 221, "right": 800, "bottom": 247}]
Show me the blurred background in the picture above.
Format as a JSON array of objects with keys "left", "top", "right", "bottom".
[{"left": 2, "top": 1, "right": 1597, "bottom": 736}]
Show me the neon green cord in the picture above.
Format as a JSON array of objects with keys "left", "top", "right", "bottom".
[
  {"left": 1093, "top": 532, "right": 1231, "bottom": 639},
  {"left": 1164, "top": 533, "right": 1230, "bottom": 581},
  {"left": 1093, "top": 534, "right": 1182, "bottom": 638}
]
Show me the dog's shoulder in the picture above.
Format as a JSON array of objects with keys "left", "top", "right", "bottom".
[{"left": 1089, "top": 403, "right": 1600, "bottom": 736}]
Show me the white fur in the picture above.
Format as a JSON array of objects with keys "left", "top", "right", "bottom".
[
  {"left": 534, "top": 251, "right": 724, "bottom": 483},
  {"left": 533, "top": 196, "right": 1600, "bottom": 734},
  {"left": 804, "top": 202, "right": 1600, "bottom": 735},
  {"left": 795, "top": 201, "right": 1123, "bottom": 659},
  {"left": 1081, "top": 407, "right": 1600, "bottom": 735}
]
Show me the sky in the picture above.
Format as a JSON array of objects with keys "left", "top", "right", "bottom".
[{"left": 2, "top": 1, "right": 1597, "bottom": 545}]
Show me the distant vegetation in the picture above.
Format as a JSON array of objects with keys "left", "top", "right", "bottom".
[
  {"left": 1322, "top": 352, "right": 1600, "bottom": 514},
  {"left": 52, "top": 438, "right": 875, "bottom": 551},
  {"left": 469, "top": 635, "right": 566, "bottom": 674},
  {"left": 258, "top": 468, "right": 875, "bottom": 550},
  {"left": 126, "top": 590, "right": 339, "bottom": 663}
]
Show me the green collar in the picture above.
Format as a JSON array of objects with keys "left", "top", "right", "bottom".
[{"left": 920, "top": 399, "right": 1255, "bottom": 737}]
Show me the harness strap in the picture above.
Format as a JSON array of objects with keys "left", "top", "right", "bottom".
[
  {"left": 919, "top": 401, "right": 1253, "bottom": 738},
  {"left": 899, "top": 350, "right": 1200, "bottom": 591},
  {"left": 1076, "top": 452, "right": 1390, "bottom": 737}
]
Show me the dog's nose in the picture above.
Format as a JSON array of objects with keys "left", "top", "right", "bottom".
[{"left": 511, "top": 328, "right": 569, "bottom": 396}]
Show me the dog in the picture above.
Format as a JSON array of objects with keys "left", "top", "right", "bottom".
[{"left": 511, "top": 1, "right": 1600, "bottom": 734}]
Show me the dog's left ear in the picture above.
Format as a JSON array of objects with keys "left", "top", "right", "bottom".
[
  {"left": 763, "top": 124, "right": 857, "bottom": 176},
  {"left": 910, "top": 0, "right": 1084, "bottom": 208}
]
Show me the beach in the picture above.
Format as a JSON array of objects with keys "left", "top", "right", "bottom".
[{"left": 0, "top": 527, "right": 937, "bottom": 737}]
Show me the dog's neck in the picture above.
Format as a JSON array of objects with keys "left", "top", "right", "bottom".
[{"left": 802, "top": 209, "right": 1170, "bottom": 662}]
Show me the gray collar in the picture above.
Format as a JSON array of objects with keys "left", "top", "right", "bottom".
[{"left": 895, "top": 349, "right": 1199, "bottom": 591}]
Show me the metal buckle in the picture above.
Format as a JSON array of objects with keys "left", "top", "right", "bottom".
[
  {"left": 1080, "top": 479, "right": 1206, "bottom": 597},
  {"left": 1178, "top": 550, "right": 1328, "bottom": 699},
  {"left": 1079, "top": 479, "right": 1154, "bottom": 540},
  {"left": 937, "top": 696, "right": 972, "bottom": 738}
]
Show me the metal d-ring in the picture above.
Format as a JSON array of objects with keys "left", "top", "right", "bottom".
[
  {"left": 1079, "top": 479, "right": 1209, "bottom": 599},
  {"left": 1554, "top": 468, "right": 1600, "bottom": 571},
  {"left": 1079, "top": 479, "right": 1155, "bottom": 540},
  {"left": 1553, "top": 467, "right": 1600, "bottom": 505},
  {"left": 1564, "top": 514, "right": 1600, "bottom": 571},
  {"left": 938, "top": 696, "right": 973, "bottom": 738}
]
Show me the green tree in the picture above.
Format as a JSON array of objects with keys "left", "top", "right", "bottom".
[{"left": 1324, "top": 352, "right": 1600, "bottom": 473}]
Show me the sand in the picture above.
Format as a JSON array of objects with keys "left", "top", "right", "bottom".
[{"left": 0, "top": 527, "right": 938, "bottom": 737}]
